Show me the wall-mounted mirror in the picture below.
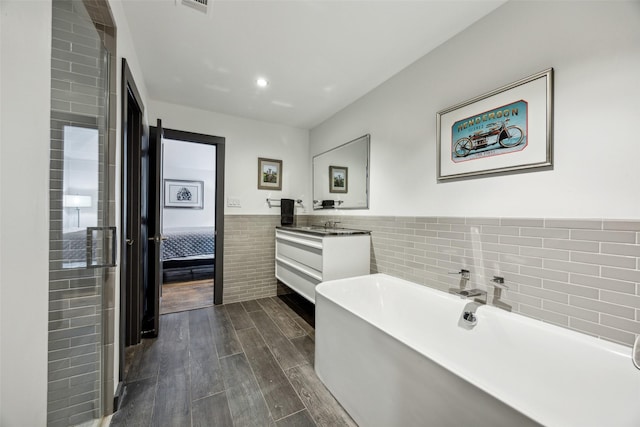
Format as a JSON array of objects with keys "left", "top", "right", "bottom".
[{"left": 313, "top": 134, "right": 370, "bottom": 210}]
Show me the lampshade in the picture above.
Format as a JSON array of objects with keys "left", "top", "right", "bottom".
[{"left": 63, "top": 195, "right": 92, "bottom": 208}]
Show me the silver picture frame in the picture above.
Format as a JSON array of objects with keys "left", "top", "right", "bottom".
[{"left": 437, "top": 68, "right": 553, "bottom": 181}]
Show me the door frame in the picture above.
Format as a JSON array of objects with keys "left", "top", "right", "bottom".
[
  {"left": 118, "top": 58, "right": 146, "bottom": 400},
  {"left": 158, "top": 127, "right": 226, "bottom": 305}
]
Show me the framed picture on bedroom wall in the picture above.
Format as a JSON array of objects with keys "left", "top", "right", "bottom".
[
  {"left": 258, "top": 157, "right": 282, "bottom": 190},
  {"left": 164, "top": 179, "right": 204, "bottom": 209}
]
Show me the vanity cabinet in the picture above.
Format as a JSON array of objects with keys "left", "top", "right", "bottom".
[{"left": 275, "top": 228, "right": 370, "bottom": 303}]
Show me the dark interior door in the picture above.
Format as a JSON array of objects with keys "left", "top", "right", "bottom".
[
  {"left": 119, "top": 59, "right": 147, "bottom": 401},
  {"left": 143, "top": 120, "right": 163, "bottom": 337},
  {"left": 123, "top": 88, "right": 143, "bottom": 346}
]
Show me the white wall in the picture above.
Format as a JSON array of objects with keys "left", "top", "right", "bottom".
[
  {"left": 0, "top": 1, "right": 51, "bottom": 425},
  {"left": 149, "top": 100, "right": 310, "bottom": 215},
  {"left": 310, "top": 1, "right": 640, "bottom": 220},
  {"left": 163, "top": 139, "right": 216, "bottom": 228}
]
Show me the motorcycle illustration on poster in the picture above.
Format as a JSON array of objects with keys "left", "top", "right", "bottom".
[{"left": 451, "top": 100, "right": 527, "bottom": 162}]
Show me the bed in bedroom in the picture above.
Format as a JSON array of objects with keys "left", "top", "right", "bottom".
[{"left": 162, "top": 227, "right": 215, "bottom": 284}]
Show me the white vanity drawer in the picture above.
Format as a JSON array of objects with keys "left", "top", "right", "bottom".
[
  {"left": 276, "top": 259, "right": 320, "bottom": 303},
  {"left": 276, "top": 237, "right": 323, "bottom": 272}
]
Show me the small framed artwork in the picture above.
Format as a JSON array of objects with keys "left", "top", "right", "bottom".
[
  {"left": 164, "top": 179, "right": 204, "bottom": 209},
  {"left": 258, "top": 158, "right": 282, "bottom": 190},
  {"left": 329, "top": 165, "right": 348, "bottom": 193},
  {"left": 437, "top": 68, "right": 553, "bottom": 181}
]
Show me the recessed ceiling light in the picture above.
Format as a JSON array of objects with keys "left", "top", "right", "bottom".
[{"left": 256, "top": 77, "right": 269, "bottom": 88}]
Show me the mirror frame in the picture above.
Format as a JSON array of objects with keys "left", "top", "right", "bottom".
[{"left": 312, "top": 134, "right": 370, "bottom": 210}]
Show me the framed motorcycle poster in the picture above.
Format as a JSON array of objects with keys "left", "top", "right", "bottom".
[{"left": 437, "top": 68, "right": 553, "bottom": 181}]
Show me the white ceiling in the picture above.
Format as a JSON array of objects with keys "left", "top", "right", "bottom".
[{"left": 121, "top": 0, "right": 506, "bottom": 129}]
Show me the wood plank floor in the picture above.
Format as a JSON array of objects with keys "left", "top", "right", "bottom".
[
  {"left": 160, "top": 280, "right": 214, "bottom": 315},
  {"left": 111, "top": 296, "right": 356, "bottom": 427}
]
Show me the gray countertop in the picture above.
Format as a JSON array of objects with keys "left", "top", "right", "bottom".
[{"left": 276, "top": 225, "right": 371, "bottom": 236}]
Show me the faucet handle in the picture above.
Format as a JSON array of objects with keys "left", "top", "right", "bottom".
[
  {"left": 449, "top": 269, "right": 470, "bottom": 280},
  {"left": 491, "top": 276, "right": 508, "bottom": 290}
]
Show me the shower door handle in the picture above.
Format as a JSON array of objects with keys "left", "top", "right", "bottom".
[{"left": 86, "top": 226, "right": 117, "bottom": 268}]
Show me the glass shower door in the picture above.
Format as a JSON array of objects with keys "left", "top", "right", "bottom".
[
  {"left": 48, "top": 0, "right": 115, "bottom": 424},
  {"left": 61, "top": 124, "right": 116, "bottom": 270}
]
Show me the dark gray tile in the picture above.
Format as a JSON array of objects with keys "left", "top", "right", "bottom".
[
  {"left": 291, "top": 335, "right": 314, "bottom": 366},
  {"left": 241, "top": 299, "right": 263, "bottom": 312},
  {"left": 48, "top": 361, "right": 98, "bottom": 382},
  {"left": 257, "top": 298, "right": 306, "bottom": 339},
  {"left": 49, "top": 359, "right": 70, "bottom": 373},
  {"left": 249, "top": 310, "right": 307, "bottom": 370},
  {"left": 220, "top": 353, "right": 274, "bottom": 426},
  {"left": 125, "top": 340, "right": 160, "bottom": 382},
  {"left": 192, "top": 392, "right": 233, "bottom": 427},
  {"left": 224, "top": 302, "right": 254, "bottom": 330},
  {"left": 208, "top": 306, "right": 243, "bottom": 358},
  {"left": 272, "top": 297, "right": 315, "bottom": 337},
  {"left": 68, "top": 408, "right": 98, "bottom": 426},
  {"left": 109, "top": 377, "right": 156, "bottom": 427},
  {"left": 69, "top": 334, "right": 100, "bottom": 347},
  {"left": 151, "top": 371, "right": 190, "bottom": 427},
  {"left": 237, "top": 328, "right": 305, "bottom": 420},
  {"left": 51, "top": 68, "right": 97, "bottom": 87},
  {"left": 48, "top": 325, "right": 96, "bottom": 344},
  {"left": 158, "top": 312, "right": 189, "bottom": 375},
  {"left": 276, "top": 410, "right": 317, "bottom": 427},
  {"left": 188, "top": 309, "right": 224, "bottom": 400},
  {"left": 286, "top": 364, "right": 356, "bottom": 427},
  {"left": 52, "top": 27, "right": 100, "bottom": 49},
  {"left": 48, "top": 380, "right": 94, "bottom": 403},
  {"left": 69, "top": 373, "right": 98, "bottom": 390},
  {"left": 68, "top": 390, "right": 98, "bottom": 406}
]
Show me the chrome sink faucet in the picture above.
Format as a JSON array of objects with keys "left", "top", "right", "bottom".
[{"left": 324, "top": 220, "right": 342, "bottom": 229}]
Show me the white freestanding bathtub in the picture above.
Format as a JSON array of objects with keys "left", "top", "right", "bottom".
[{"left": 315, "top": 274, "right": 640, "bottom": 427}]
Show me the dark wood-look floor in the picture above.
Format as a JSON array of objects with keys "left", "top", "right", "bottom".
[
  {"left": 111, "top": 296, "right": 357, "bottom": 427},
  {"left": 160, "top": 280, "right": 214, "bottom": 315}
]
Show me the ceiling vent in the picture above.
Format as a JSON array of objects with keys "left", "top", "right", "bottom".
[{"left": 181, "top": 0, "right": 208, "bottom": 14}]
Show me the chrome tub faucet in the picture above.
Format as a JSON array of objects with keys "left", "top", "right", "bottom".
[
  {"left": 448, "top": 269, "right": 471, "bottom": 293},
  {"left": 490, "top": 276, "right": 511, "bottom": 312}
]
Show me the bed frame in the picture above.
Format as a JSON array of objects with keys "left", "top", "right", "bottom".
[{"left": 162, "top": 257, "right": 214, "bottom": 284}]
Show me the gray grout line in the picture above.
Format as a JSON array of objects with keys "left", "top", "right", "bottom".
[{"left": 273, "top": 408, "right": 311, "bottom": 424}]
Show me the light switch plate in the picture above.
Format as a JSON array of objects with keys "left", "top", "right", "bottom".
[{"left": 227, "top": 197, "right": 241, "bottom": 207}]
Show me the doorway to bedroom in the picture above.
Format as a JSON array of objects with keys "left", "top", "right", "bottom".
[
  {"left": 160, "top": 138, "right": 217, "bottom": 314},
  {"left": 149, "top": 127, "right": 225, "bottom": 317}
]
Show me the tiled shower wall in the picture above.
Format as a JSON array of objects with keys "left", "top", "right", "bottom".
[
  {"left": 48, "top": 0, "right": 116, "bottom": 425},
  {"left": 305, "top": 215, "right": 640, "bottom": 347}
]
